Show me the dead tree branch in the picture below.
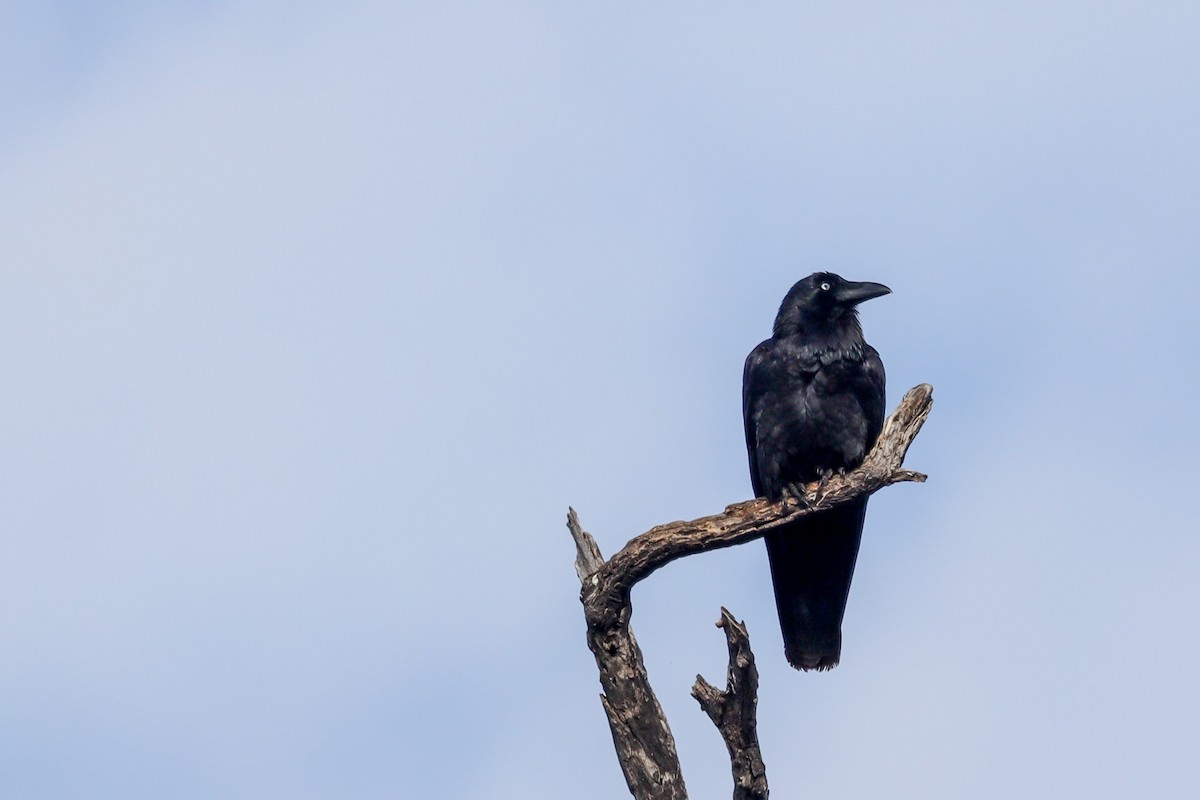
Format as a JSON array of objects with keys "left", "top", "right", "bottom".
[
  {"left": 692, "top": 609, "right": 768, "bottom": 800},
  {"left": 568, "top": 383, "right": 933, "bottom": 800}
]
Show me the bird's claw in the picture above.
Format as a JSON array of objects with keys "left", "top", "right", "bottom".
[{"left": 813, "top": 467, "right": 844, "bottom": 502}]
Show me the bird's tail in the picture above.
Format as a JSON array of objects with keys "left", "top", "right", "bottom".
[{"left": 765, "top": 498, "right": 868, "bottom": 671}]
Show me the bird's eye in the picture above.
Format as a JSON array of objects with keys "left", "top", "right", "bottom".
[{"left": 820, "top": 282, "right": 831, "bottom": 291}]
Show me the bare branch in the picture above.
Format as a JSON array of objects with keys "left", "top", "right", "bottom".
[
  {"left": 693, "top": 609, "right": 768, "bottom": 800},
  {"left": 584, "top": 384, "right": 933, "bottom": 620}
]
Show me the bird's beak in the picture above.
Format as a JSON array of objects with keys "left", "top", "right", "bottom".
[{"left": 835, "top": 280, "right": 891, "bottom": 306}]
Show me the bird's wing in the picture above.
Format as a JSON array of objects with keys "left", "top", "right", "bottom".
[
  {"left": 861, "top": 344, "right": 887, "bottom": 442},
  {"left": 742, "top": 340, "right": 773, "bottom": 498}
]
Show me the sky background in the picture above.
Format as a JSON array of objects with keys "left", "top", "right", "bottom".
[{"left": 2, "top": 2, "right": 1199, "bottom": 798}]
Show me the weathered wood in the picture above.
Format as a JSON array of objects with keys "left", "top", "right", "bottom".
[
  {"left": 569, "top": 383, "right": 933, "bottom": 800},
  {"left": 568, "top": 511, "right": 688, "bottom": 800},
  {"left": 693, "top": 609, "right": 768, "bottom": 800}
]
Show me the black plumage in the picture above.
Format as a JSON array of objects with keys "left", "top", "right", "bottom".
[{"left": 742, "top": 272, "right": 890, "bottom": 670}]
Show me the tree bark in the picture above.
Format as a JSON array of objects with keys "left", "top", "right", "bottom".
[{"left": 569, "top": 509, "right": 688, "bottom": 800}]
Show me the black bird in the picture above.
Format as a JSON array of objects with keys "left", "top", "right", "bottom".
[{"left": 743, "top": 272, "right": 890, "bottom": 670}]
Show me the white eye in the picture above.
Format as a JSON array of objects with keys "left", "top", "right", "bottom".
[{"left": 820, "top": 282, "right": 831, "bottom": 291}]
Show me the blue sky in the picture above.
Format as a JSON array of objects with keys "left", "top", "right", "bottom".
[{"left": 2, "top": 2, "right": 1199, "bottom": 798}]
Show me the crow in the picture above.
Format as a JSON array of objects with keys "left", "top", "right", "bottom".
[{"left": 742, "top": 272, "right": 890, "bottom": 670}]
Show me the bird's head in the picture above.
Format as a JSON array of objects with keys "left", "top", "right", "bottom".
[{"left": 772, "top": 272, "right": 891, "bottom": 338}]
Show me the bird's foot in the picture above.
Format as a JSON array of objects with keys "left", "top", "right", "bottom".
[{"left": 780, "top": 482, "right": 815, "bottom": 510}]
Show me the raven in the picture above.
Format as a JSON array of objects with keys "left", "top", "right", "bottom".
[{"left": 743, "top": 272, "right": 890, "bottom": 670}]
